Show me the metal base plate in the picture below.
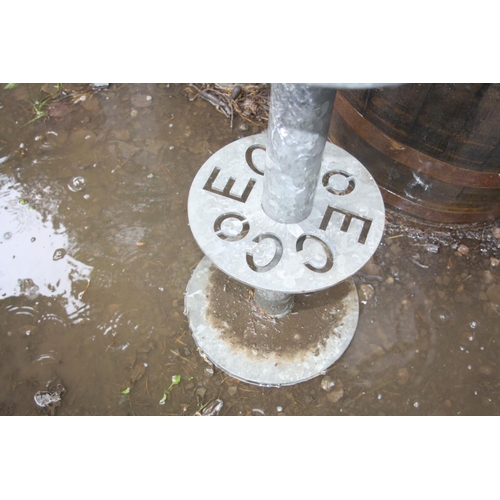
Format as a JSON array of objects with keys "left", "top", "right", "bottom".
[{"left": 185, "top": 257, "right": 359, "bottom": 387}]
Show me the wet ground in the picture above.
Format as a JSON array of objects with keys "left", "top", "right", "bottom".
[{"left": 1, "top": 83, "right": 499, "bottom": 416}]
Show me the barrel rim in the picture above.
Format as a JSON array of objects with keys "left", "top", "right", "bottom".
[{"left": 334, "top": 93, "right": 500, "bottom": 190}]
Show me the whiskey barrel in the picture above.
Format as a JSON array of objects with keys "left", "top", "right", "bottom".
[{"left": 329, "top": 84, "right": 500, "bottom": 223}]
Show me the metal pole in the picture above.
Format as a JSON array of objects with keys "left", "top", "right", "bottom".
[
  {"left": 262, "top": 84, "right": 337, "bottom": 224},
  {"left": 255, "top": 84, "right": 336, "bottom": 316},
  {"left": 253, "top": 288, "right": 294, "bottom": 317}
]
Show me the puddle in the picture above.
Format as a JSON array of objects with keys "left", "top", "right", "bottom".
[{"left": 0, "top": 84, "right": 499, "bottom": 415}]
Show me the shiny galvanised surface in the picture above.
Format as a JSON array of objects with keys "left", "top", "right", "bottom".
[
  {"left": 187, "top": 133, "right": 385, "bottom": 294},
  {"left": 262, "top": 84, "right": 337, "bottom": 224},
  {"left": 185, "top": 84, "right": 385, "bottom": 385},
  {"left": 185, "top": 257, "right": 359, "bottom": 387}
]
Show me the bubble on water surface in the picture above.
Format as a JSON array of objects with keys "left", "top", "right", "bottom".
[
  {"left": 429, "top": 305, "right": 454, "bottom": 325},
  {"left": 68, "top": 176, "right": 86, "bottom": 192}
]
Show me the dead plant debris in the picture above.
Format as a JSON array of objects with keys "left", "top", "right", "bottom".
[{"left": 186, "top": 83, "right": 270, "bottom": 128}]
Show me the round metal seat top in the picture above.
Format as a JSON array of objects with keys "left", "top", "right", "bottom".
[{"left": 188, "top": 133, "right": 385, "bottom": 294}]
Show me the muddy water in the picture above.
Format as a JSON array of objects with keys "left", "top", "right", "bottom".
[{"left": 0, "top": 83, "right": 499, "bottom": 416}]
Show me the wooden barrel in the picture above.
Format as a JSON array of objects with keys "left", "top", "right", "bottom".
[{"left": 329, "top": 84, "right": 500, "bottom": 224}]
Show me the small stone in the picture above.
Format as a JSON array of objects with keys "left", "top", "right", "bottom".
[
  {"left": 320, "top": 376, "right": 336, "bottom": 392},
  {"left": 490, "top": 257, "right": 500, "bottom": 268},
  {"left": 478, "top": 365, "right": 494, "bottom": 376},
  {"left": 486, "top": 284, "right": 500, "bottom": 305},
  {"left": 359, "top": 284, "right": 375, "bottom": 303},
  {"left": 479, "top": 270, "right": 495, "bottom": 284},
  {"left": 457, "top": 244, "right": 469, "bottom": 255},
  {"left": 90, "top": 83, "right": 109, "bottom": 89},
  {"left": 131, "top": 93, "right": 153, "bottom": 107},
  {"left": 204, "top": 366, "right": 214, "bottom": 377},
  {"left": 196, "top": 387, "right": 207, "bottom": 398},
  {"left": 113, "top": 129, "right": 130, "bottom": 141},
  {"left": 483, "top": 302, "right": 500, "bottom": 315},
  {"left": 397, "top": 367, "right": 410, "bottom": 385},
  {"left": 360, "top": 258, "right": 381, "bottom": 276},
  {"left": 493, "top": 227, "right": 500, "bottom": 239},
  {"left": 326, "top": 386, "right": 344, "bottom": 403},
  {"left": 82, "top": 98, "right": 99, "bottom": 111},
  {"left": 130, "top": 109, "right": 138, "bottom": 117},
  {"left": 390, "top": 266, "right": 399, "bottom": 277},
  {"left": 390, "top": 244, "right": 402, "bottom": 255},
  {"left": 227, "top": 386, "right": 237, "bottom": 397},
  {"left": 424, "top": 244, "right": 440, "bottom": 253},
  {"left": 47, "top": 102, "right": 73, "bottom": 117}
]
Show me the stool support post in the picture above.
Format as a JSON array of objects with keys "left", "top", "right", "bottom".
[
  {"left": 255, "top": 84, "right": 336, "bottom": 316},
  {"left": 262, "top": 84, "right": 337, "bottom": 224},
  {"left": 253, "top": 288, "right": 294, "bottom": 317}
]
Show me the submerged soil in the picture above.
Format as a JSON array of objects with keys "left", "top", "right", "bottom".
[
  {"left": 0, "top": 83, "right": 499, "bottom": 416},
  {"left": 207, "top": 265, "right": 350, "bottom": 360}
]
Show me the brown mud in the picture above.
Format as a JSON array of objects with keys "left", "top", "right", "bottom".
[{"left": 207, "top": 265, "right": 350, "bottom": 360}]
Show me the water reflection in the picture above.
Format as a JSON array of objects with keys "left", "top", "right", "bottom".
[{"left": 0, "top": 173, "right": 92, "bottom": 322}]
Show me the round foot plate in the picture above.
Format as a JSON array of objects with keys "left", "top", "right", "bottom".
[{"left": 185, "top": 257, "right": 359, "bottom": 387}]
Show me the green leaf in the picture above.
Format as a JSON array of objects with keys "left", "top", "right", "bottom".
[
  {"left": 19, "top": 199, "right": 27, "bottom": 205},
  {"left": 4, "top": 83, "right": 19, "bottom": 90},
  {"left": 159, "top": 391, "right": 168, "bottom": 405},
  {"left": 121, "top": 387, "right": 130, "bottom": 395},
  {"left": 171, "top": 374, "right": 181, "bottom": 385}
]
